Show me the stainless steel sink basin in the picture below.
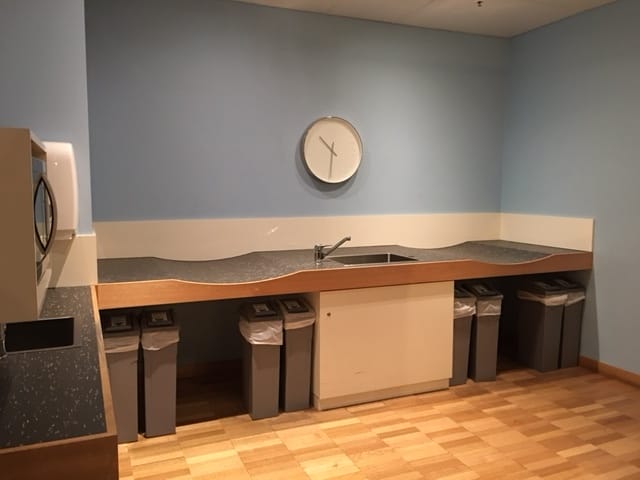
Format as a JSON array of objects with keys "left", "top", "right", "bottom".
[
  {"left": 328, "top": 253, "right": 417, "bottom": 266},
  {"left": 5, "top": 316, "right": 77, "bottom": 353}
]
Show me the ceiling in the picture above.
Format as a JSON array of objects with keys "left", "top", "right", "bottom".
[{"left": 231, "top": 0, "right": 616, "bottom": 37}]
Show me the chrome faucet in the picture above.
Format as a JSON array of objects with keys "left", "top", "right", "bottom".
[
  {"left": 314, "top": 236, "right": 351, "bottom": 265},
  {"left": 0, "top": 323, "right": 7, "bottom": 360}
]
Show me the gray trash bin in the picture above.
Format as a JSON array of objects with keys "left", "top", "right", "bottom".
[
  {"left": 551, "top": 278, "right": 586, "bottom": 368},
  {"left": 101, "top": 311, "right": 139, "bottom": 443},
  {"left": 276, "top": 296, "right": 315, "bottom": 411},
  {"left": 141, "top": 309, "right": 179, "bottom": 437},
  {"left": 517, "top": 280, "right": 567, "bottom": 372},
  {"left": 450, "top": 287, "right": 476, "bottom": 386},
  {"left": 463, "top": 282, "right": 503, "bottom": 382},
  {"left": 239, "top": 300, "right": 283, "bottom": 420}
]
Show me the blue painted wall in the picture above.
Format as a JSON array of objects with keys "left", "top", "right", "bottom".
[
  {"left": 5, "top": 0, "right": 635, "bottom": 374},
  {"left": 85, "top": 0, "right": 509, "bottom": 221},
  {"left": 0, "top": 0, "right": 92, "bottom": 234},
  {"left": 502, "top": 0, "right": 640, "bottom": 374}
]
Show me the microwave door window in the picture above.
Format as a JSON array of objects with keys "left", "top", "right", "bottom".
[
  {"left": 34, "top": 178, "right": 47, "bottom": 252},
  {"left": 33, "top": 176, "right": 56, "bottom": 255},
  {"left": 45, "top": 181, "right": 55, "bottom": 244}
]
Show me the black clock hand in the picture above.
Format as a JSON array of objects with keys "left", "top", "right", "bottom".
[
  {"left": 329, "top": 141, "right": 335, "bottom": 179},
  {"left": 319, "top": 135, "right": 337, "bottom": 157}
]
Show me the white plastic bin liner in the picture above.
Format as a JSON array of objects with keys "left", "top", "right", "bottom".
[
  {"left": 454, "top": 298, "right": 476, "bottom": 319},
  {"left": 462, "top": 283, "right": 503, "bottom": 317},
  {"left": 565, "top": 291, "right": 586, "bottom": 306},
  {"left": 141, "top": 329, "right": 180, "bottom": 351},
  {"left": 283, "top": 317, "right": 315, "bottom": 330},
  {"left": 517, "top": 290, "right": 568, "bottom": 307},
  {"left": 104, "top": 335, "right": 139, "bottom": 354},
  {"left": 476, "top": 299, "right": 502, "bottom": 317},
  {"left": 239, "top": 319, "right": 283, "bottom": 345}
]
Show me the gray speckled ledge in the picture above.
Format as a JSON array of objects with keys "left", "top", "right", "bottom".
[
  {"left": 97, "top": 240, "right": 585, "bottom": 284},
  {"left": 0, "top": 287, "right": 105, "bottom": 449}
]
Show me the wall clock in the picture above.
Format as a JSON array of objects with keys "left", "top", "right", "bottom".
[{"left": 302, "top": 116, "right": 362, "bottom": 183}]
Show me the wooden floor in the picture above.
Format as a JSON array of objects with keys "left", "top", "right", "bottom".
[{"left": 119, "top": 366, "right": 640, "bottom": 480}]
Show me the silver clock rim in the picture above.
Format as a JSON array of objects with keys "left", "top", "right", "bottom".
[{"left": 301, "top": 116, "right": 363, "bottom": 184}]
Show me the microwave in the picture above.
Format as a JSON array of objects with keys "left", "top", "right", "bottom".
[
  {"left": 32, "top": 155, "right": 57, "bottom": 282},
  {"left": 0, "top": 129, "right": 57, "bottom": 322}
]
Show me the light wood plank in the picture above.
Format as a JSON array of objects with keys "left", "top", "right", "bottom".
[{"left": 115, "top": 366, "right": 640, "bottom": 480}]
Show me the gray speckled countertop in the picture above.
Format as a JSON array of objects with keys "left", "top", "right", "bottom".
[
  {"left": 98, "top": 240, "right": 584, "bottom": 284},
  {"left": 0, "top": 287, "right": 105, "bottom": 449}
]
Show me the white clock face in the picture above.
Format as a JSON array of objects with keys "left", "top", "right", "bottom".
[{"left": 302, "top": 117, "right": 362, "bottom": 183}]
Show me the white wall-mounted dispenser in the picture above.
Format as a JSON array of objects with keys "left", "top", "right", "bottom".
[{"left": 43, "top": 141, "right": 78, "bottom": 240}]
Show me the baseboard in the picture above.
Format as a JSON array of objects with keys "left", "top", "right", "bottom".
[
  {"left": 312, "top": 378, "right": 450, "bottom": 411},
  {"left": 579, "top": 356, "right": 640, "bottom": 387}
]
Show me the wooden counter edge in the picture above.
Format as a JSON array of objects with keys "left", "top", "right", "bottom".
[
  {"left": 0, "top": 288, "right": 119, "bottom": 480},
  {"left": 91, "top": 285, "right": 118, "bottom": 438},
  {"left": 0, "top": 432, "right": 116, "bottom": 480},
  {"left": 96, "top": 251, "right": 593, "bottom": 309}
]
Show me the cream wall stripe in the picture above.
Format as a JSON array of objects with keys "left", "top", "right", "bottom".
[
  {"left": 50, "top": 233, "right": 98, "bottom": 287},
  {"left": 94, "top": 212, "right": 593, "bottom": 261},
  {"left": 500, "top": 213, "right": 593, "bottom": 252},
  {"left": 94, "top": 213, "right": 500, "bottom": 260}
]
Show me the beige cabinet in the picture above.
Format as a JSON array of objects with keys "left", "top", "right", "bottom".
[
  {"left": 0, "top": 128, "right": 52, "bottom": 323},
  {"left": 307, "top": 282, "right": 453, "bottom": 410}
]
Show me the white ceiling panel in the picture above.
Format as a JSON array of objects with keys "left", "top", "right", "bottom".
[{"left": 233, "top": 0, "right": 617, "bottom": 37}]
